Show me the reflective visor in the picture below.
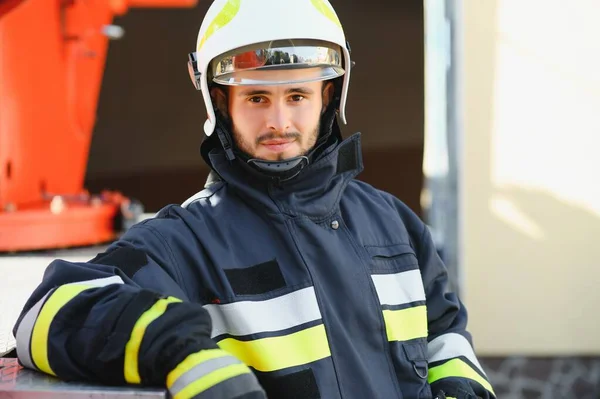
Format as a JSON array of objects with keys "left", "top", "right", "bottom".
[{"left": 210, "top": 39, "right": 345, "bottom": 86}]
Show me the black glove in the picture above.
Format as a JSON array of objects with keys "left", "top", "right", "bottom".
[
  {"left": 435, "top": 392, "right": 480, "bottom": 399},
  {"left": 432, "top": 379, "right": 480, "bottom": 399}
]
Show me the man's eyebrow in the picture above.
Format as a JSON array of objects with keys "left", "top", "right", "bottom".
[
  {"left": 238, "top": 89, "right": 272, "bottom": 96},
  {"left": 238, "top": 87, "right": 315, "bottom": 96},
  {"left": 285, "top": 87, "right": 314, "bottom": 95}
]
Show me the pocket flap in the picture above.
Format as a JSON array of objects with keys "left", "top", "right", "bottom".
[
  {"left": 365, "top": 243, "right": 415, "bottom": 259},
  {"left": 365, "top": 244, "right": 418, "bottom": 273},
  {"left": 402, "top": 342, "right": 427, "bottom": 362}
]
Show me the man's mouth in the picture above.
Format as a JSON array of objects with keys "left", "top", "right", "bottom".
[{"left": 261, "top": 139, "right": 296, "bottom": 152}]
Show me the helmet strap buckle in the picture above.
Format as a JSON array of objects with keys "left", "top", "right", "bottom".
[{"left": 187, "top": 52, "right": 202, "bottom": 90}]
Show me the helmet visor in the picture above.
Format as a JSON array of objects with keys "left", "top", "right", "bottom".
[{"left": 210, "top": 39, "right": 345, "bottom": 86}]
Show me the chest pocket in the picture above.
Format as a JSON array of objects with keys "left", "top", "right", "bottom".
[{"left": 365, "top": 244, "right": 432, "bottom": 399}]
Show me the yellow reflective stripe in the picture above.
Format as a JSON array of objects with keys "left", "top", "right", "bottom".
[
  {"left": 31, "top": 284, "right": 92, "bottom": 376},
  {"left": 429, "top": 358, "right": 495, "bottom": 395},
  {"left": 198, "top": 0, "right": 241, "bottom": 50},
  {"left": 174, "top": 363, "right": 250, "bottom": 399},
  {"left": 383, "top": 306, "right": 428, "bottom": 341},
  {"left": 124, "top": 297, "right": 182, "bottom": 384},
  {"left": 310, "top": 0, "right": 342, "bottom": 27},
  {"left": 217, "top": 324, "right": 330, "bottom": 372},
  {"left": 166, "top": 349, "right": 230, "bottom": 388}
]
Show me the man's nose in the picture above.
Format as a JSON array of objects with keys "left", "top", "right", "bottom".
[{"left": 266, "top": 102, "right": 292, "bottom": 133}]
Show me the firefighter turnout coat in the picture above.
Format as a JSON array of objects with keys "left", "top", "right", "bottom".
[{"left": 13, "top": 134, "right": 495, "bottom": 399}]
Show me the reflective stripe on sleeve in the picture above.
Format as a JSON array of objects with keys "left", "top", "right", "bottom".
[
  {"left": 15, "top": 291, "right": 52, "bottom": 371},
  {"left": 167, "top": 349, "right": 260, "bottom": 399},
  {"left": 68, "top": 276, "right": 125, "bottom": 288},
  {"left": 428, "top": 358, "right": 495, "bottom": 395},
  {"left": 24, "top": 276, "right": 125, "bottom": 376},
  {"left": 124, "top": 296, "right": 182, "bottom": 384},
  {"left": 371, "top": 270, "right": 426, "bottom": 306},
  {"left": 428, "top": 333, "right": 485, "bottom": 375},
  {"left": 204, "top": 287, "right": 322, "bottom": 338},
  {"left": 190, "top": 372, "right": 262, "bottom": 399},
  {"left": 217, "top": 324, "right": 330, "bottom": 372}
]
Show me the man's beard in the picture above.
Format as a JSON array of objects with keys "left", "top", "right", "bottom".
[{"left": 231, "top": 123, "right": 320, "bottom": 161}]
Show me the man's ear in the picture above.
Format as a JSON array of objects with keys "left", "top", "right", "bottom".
[
  {"left": 210, "top": 86, "right": 228, "bottom": 116},
  {"left": 322, "top": 81, "right": 335, "bottom": 111}
]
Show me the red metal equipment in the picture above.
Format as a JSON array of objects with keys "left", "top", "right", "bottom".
[{"left": 0, "top": 0, "right": 197, "bottom": 252}]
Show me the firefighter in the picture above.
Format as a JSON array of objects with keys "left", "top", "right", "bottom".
[{"left": 13, "top": 1, "right": 495, "bottom": 398}]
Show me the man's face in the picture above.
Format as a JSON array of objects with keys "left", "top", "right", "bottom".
[{"left": 212, "top": 69, "right": 334, "bottom": 161}]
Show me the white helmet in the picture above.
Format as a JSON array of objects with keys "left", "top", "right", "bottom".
[{"left": 188, "top": 0, "right": 352, "bottom": 136}]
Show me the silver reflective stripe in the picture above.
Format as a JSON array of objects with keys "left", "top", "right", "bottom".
[
  {"left": 15, "top": 275, "right": 124, "bottom": 371},
  {"left": 182, "top": 188, "right": 214, "bottom": 208},
  {"left": 182, "top": 192, "right": 203, "bottom": 208},
  {"left": 428, "top": 333, "right": 486, "bottom": 376},
  {"left": 202, "top": 371, "right": 264, "bottom": 399},
  {"left": 204, "top": 287, "right": 321, "bottom": 338},
  {"left": 169, "top": 356, "right": 241, "bottom": 396},
  {"left": 371, "top": 270, "right": 426, "bottom": 306},
  {"left": 67, "top": 275, "right": 124, "bottom": 287},
  {"left": 15, "top": 291, "right": 52, "bottom": 370}
]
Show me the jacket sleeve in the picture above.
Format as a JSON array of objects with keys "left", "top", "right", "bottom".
[
  {"left": 416, "top": 223, "right": 496, "bottom": 399},
  {"left": 12, "top": 218, "right": 265, "bottom": 399}
]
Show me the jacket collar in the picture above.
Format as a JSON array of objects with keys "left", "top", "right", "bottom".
[{"left": 207, "top": 133, "right": 364, "bottom": 218}]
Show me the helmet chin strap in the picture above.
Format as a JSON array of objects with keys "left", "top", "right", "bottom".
[
  {"left": 212, "top": 101, "right": 339, "bottom": 184},
  {"left": 247, "top": 155, "right": 309, "bottom": 173},
  {"left": 242, "top": 155, "right": 310, "bottom": 183}
]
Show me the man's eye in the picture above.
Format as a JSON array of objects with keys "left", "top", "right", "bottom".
[
  {"left": 290, "top": 95, "right": 305, "bottom": 102},
  {"left": 249, "top": 96, "right": 264, "bottom": 103}
]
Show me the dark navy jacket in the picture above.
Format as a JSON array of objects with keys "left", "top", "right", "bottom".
[{"left": 14, "top": 133, "right": 494, "bottom": 399}]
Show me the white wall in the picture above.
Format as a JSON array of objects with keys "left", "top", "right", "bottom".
[{"left": 461, "top": 0, "right": 600, "bottom": 355}]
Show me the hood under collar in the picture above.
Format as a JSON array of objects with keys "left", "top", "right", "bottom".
[{"left": 206, "top": 132, "right": 364, "bottom": 218}]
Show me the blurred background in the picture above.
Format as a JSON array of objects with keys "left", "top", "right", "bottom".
[{"left": 1, "top": 0, "right": 599, "bottom": 397}]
